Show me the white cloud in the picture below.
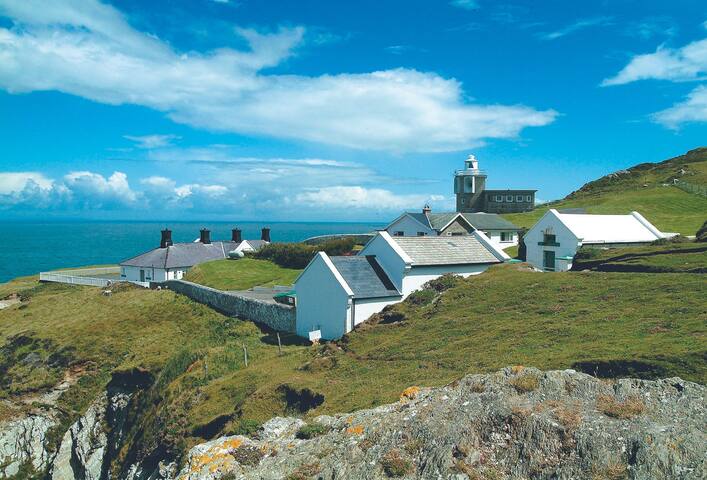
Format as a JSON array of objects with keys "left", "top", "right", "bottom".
[
  {"left": 602, "top": 38, "right": 707, "bottom": 86},
  {"left": 0, "top": 172, "right": 53, "bottom": 194},
  {"left": 124, "top": 134, "right": 180, "bottom": 149},
  {"left": 295, "top": 186, "right": 446, "bottom": 211},
  {"left": 450, "top": 0, "right": 479, "bottom": 11},
  {"left": 63, "top": 171, "right": 138, "bottom": 207},
  {"left": 652, "top": 85, "right": 707, "bottom": 127},
  {"left": 0, "top": 0, "right": 556, "bottom": 152},
  {"left": 541, "top": 17, "right": 614, "bottom": 41}
]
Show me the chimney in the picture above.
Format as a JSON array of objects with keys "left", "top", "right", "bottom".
[
  {"left": 160, "top": 229, "right": 173, "bottom": 248},
  {"left": 422, "top": 204, "right": 431, "bottom": 215},
  {"left": 231, "top": 228, "right": 242, "bottom": 243},
  {"left": 199, "top": 228, "right": 211, "bottom": 244},
  {"left": 261, "top": 227, "right": 271, "bottom": 242}
]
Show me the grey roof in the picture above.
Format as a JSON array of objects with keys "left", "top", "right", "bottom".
[
  {"left": 390, "top": 235, "right": 501, "bottom": 266},
  {"left": 459, "top": 213, "right": 520, "bottom": 231},
  {"left": 427, "top": 212, "right": 461, "bottom": 230},
  {"left": 243, "top": 239, "right": 269, "bottom": 250},
  {"left": 407, "top": 212, "right": 432, "bottom": 229},
  {"left": 329, "top": 256, "right": 401, "bottom": 299},
  {"left": 120, "top": 241, "right": 239, "bottom": 269}
]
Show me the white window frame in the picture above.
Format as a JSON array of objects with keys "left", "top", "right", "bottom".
[
  {"left": 495, "top": 195, "right": 503, "bottom": 202},
  {"left": 526, "top": 195, "right": 532, "bottom": 202},
  {"left": 516, "top": 195, "right": 524, "bottom": 202},
  {"left": 506, "top": 195, "right": 514, "bottom": 202}
]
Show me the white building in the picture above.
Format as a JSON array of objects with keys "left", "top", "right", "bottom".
[
  {"left": 295, "top": 230, "right": 509, "bottom": 340},
  {"left": 385, "top": 207, "right": 521, "bottom": 247},
  {"left": 233, "top": 239, "right": 269, "bottom": 254},
  {"left": 524, "top": 209, "right": 668, "bottom": 272}
]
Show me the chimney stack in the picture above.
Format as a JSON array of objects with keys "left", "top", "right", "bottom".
[
  {"left": 422, "top": 204, "right": 431, "bottom": 215},
  {"left": 261, "top": 227, "right": 271, "bottom": 242},
  {"left": 232, "top": 228, "right": 242, "bottom": 243},
  {"left": 160, "top": 229, "right": 173, "bottom": 249},
  {"left": 199, "top": 228, "right": 211, "bottom": 244}
]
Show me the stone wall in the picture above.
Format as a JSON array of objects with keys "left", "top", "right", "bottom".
[{"left": 163, "top": 280, "right": 295, "bottom": 333}]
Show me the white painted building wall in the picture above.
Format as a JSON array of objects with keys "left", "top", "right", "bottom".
[
  {"left": 352, "top": 297, "right": 400, "bottom": 326},
  {"left": 358, "top": 234, "right": 409, "bottom": 292},
  {"left": 524, "top": 212, "right": 585, "bottom": 272},
  {"left": 483, "top": 230, "right": 518, "bottom": 248},
  {"left": 401, "top": 264, "right": 489, "bottom": 297},
  {"left": 121, "top": 266, "right": 187, "bottom": 283},
  {"left": 295, "top": 253, "right": 352, "bottom": 340}
]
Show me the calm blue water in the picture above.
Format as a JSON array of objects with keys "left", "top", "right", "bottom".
[{"left": 0, "top": 221, "right": 384, "bottom": 283}]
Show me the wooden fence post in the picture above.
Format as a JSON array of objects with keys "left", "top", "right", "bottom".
[
  {"left": 277, "top": 332, "right": 282, "bottom": 356},
  {"left": 242, "top": 343, "right": 248, "bottom": 367}
]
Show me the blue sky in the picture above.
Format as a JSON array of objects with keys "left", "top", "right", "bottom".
[{"left": 0, "top": 0, "right": 705, "bottom": 221}]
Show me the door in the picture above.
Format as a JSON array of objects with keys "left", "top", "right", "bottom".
[
  {"left": 140, "top": 269, "right": 145, "bottom": 282},
  {"left": 543, "top": 250, "right": 555, "bottom": 272}
]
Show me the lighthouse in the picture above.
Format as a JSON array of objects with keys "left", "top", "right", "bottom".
[{"left": 454, "top": 154, "right": 487, "bottom": 212}]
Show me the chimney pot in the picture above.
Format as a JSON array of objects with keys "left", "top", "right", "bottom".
[
  {"left": 261, "top": 227, "right": 271, "bottom": 242},
  {"left": 160, "top": 229, "right": 173, "bottom": 248},
  {"left": 199, "top": 228, "right": 211, "bottom": 244},
  {"left": 232, "top": 228, "right": 242, "bottom": 243},
  {"left": 422, "top": 204, "right": 431, "bottom": 215}
]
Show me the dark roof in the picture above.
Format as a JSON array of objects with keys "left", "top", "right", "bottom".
[
  {"left": 120, "top": 241, "right": 239, "bottom": 269},
  {"left": 390, "top": 236, "right": 501, "bottom": 266},
  {"left": 329, "top": 256, "right": 401, "bottom": 299},
  {"left": 427, "top": 212, "right": 460, "bottom": 230},
  {"left": 484, "top": 189, "right": 537, "bottom": 193},
  {"left": 406, "top": 212, "right": 432, "bottom": 229},
  {"left": 459, "top": 213, "right": 520, "bottom": 231}
]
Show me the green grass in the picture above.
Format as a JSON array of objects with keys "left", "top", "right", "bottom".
[
  {"left": 572, "top": 241, "right": 707, "bottom": 273},
  {"left": 503, "top": 148, "right": 707, "bottom": 235},
  {"left": 184, "top": 258, "right": 302, "bottom": 290},
  {"left": 1, "top": 264, "right": 705, "bottom": 470}
]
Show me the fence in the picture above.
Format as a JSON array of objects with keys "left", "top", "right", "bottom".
[
  {"left": 674, "top": 180, "right": 707, "bottom": 197},
  {"left": 39, "top": 266, "right": 150, "bottom": 288}
]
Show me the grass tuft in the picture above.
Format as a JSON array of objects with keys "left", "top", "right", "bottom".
[{"left": 596, "top": 395, "right": 646, "bottom": 419}]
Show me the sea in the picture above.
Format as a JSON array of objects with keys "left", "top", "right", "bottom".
[{"left": 0, "top": 221, "right": 385, "bottom": 283}]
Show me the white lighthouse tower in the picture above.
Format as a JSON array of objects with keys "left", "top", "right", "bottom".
[{"left": 454, "top": 154, "right": 487, "bottom": 212}]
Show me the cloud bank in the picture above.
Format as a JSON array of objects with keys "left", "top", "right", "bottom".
[{"left": 0, "top": 0, "right": 556, "bottom": 152}]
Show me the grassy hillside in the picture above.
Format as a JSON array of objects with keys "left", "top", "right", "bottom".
[
  {"left": 2, "top": 264, "right": 704, "bottom": 468},
  {"left": 572, "top": 241, "right": 707, "bottom": 273},
  {"left": 503, "top": 148, "right": 707, "bottom": 235},
  {"left": 184, "top": 258, "right": 301, "bottom": 291}
]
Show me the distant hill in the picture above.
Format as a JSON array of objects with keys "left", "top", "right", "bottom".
[{"left": 503, "top": 147, "right": 707, "bottom": 235}]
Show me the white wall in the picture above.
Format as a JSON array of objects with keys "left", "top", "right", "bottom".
[
  {"left": 401, "top": 264, "right": 489, "bottom": 297},
  {"left": 295, "top": 255, "right": 352, "bottom": 340},
  {"left": 385, "top": 216, "right": 434, "bottom": 237},
  {"left": 484, "top": 231, "right": 518, "bottom": 247},
  {"left": 524, "top": 212, "right": 580, "bottom": 272},
  {"left": 359, "top": 234, "right": 408, "bottom": 292},
  {"left": 353, "top": 297, "right": 400, "bottom": 326}
]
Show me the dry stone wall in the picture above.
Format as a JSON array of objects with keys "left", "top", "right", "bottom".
[{"left": 163, "top": 280, "right": 296, "bottom": 333}]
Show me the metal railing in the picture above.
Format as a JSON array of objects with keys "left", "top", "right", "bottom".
[{"left": 39, "top": 266, "right": 149, "bottom": 288}]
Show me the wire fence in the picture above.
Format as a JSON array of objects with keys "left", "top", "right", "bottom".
[{"left": 674, "top": 180, "right": 707, "bottom": 197}]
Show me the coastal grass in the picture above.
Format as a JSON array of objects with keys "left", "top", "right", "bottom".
[
  {"left": 1, "top": 263, "right": 705, "bottom": 460},
  {"left": 572, "top": 241, "right": 707, "bottom": 273},
  {"left": 184, "top": 258, "right": 302, "bottom": 290}
]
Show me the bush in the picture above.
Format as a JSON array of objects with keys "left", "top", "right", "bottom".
[
  {"left": 696, "top": 220, "right": 707, "bottom": 242},
  {"left": 574, "top": 247, "right": 603, "bottom": 261},
  {"left": 406, "top": 289, "right": 436, "bottom": 306},
  {"left": 254, "top": 238, "right": 357, "bottom": 269},
  {"left": 296, "top": 422, "right": 328, "bottom": 439},
  {"left": 422, "top": 273, "right": 463, "bottom": 293}
]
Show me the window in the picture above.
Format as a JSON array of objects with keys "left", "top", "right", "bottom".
[
  {"left": 526, "top": 195, "right": 532, "bottom": 202},
  {"left": 500, "top": 232, "right": 513, "bottom": 242},
  {"left": 451, "top": 232, "right": 464, "bottom": 236},
  {"left": 506, "top": 195, "right": 514, "bottom": 202},
  {"left": 495, "top": 195, "right": 504, "bottom": 202},
  {"left": 516, "top": 195, "right": 524, "bottom": 202},
  {"left": 393, "top": 231, "right": 404, "bottom": 236},
  {"left": 417, "top": 231, "right": 427, "bottom": 236},
  {"left": 539, "top": 233, "right": 560, "bottom": 246}
]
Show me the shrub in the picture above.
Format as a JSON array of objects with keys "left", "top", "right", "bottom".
[
  {"left": 596, "top": 394, "right": 645, "bottom": 419},
  {"left": 380, "top": 449, "right": 414, "bottom": 477},
  {"left": 254, "top": 238, "right": 357, "bottom": 269},
  {"left": 296, "top": 423, "right": 328, "bottom": 439},
  {"left": 230, "top": 444, "right": 263, "bottom": 467},
  {"left": 406, "top": 289, "right": 436, "bottom": 306},
  {"left": 423, "top": 273, "right": 463, "bottom": 293},
  {"left": 509, "top": 373, "right": 540, "bottom": 393},
  {"left": 696, "top": 220, "right": 707, "bottom": 242},
  {"left": 574, "top": 247, "right": 603, "bottom": 261}
]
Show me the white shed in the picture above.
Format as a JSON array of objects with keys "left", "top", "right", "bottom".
[{"left": 524, "top": 209, "right": 667, "bottom": 272}]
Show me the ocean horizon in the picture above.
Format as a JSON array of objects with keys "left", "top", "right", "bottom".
[{"left": 0, "top": 220, "right": 384, "bottom": 283}]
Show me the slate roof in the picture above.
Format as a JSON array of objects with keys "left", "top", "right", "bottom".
[
  {"left": 390, "top": 235, "right": 501, "bottom": 266},
  {"left": 329, "top": 255, "right": 401, "bottom": 299},
  {"left": 120, "top": 241, "right": 239, "bottom": 269},
  {"left": 459, "top": 213, "right": 519, "bottom": 231},
  {"left": 427, "top": 213, "right": 460, "bottom": 230},
  {"left": 241, "top": 240, "right": 269, "bottom": 251}
]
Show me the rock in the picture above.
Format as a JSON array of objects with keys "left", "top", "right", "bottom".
[
  {"left": 175, "top": 368, "right": 707, "bottom": 479},
  {"left": 0, "top": 413, "right": 57, "bottom": 477},
  {"left": 51, "top": 393, "right": 108, "bottom": 480}
]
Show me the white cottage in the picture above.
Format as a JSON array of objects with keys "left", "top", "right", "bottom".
[
  {"left": 385, "top": 207, "right": 521, "bottom": 247},
  {"left": 524, "top": 209, "right": 668, "bottom": 272},
  {"left": 295, "top": 230, "right": 508, "bottom": 340}
]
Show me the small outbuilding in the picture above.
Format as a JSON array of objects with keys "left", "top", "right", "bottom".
[{"left": 524, "top": 209, "right": 668, "bottom": 272}]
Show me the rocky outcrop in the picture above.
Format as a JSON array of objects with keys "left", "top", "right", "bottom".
[
  {"left": 0, "top": 412, "right": 57, "bottom": 477},
  {"left": 175, "top": 368, "right": 706, "bottom": 479}
]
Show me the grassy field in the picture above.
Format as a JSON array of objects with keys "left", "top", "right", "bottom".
[
  {"left": 183, "top": 258, "right": 302, "bottom": 290},
  {"left": 572, "top": 241, "right": 707, "bottom": 273},
  {"left": 503, "top": 148, "right": 707, "bottom": 235},
  {"left": 2, "top": 263, "right": 704, "bottom": 466}
]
